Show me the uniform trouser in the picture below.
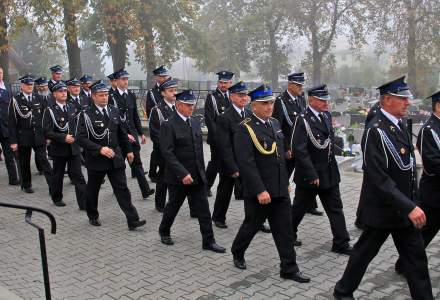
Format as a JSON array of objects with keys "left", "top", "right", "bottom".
[
  {"left": 335, "top": 226, "right": 433, "bottom": 300},
  {"left": 231, "top": 195, "right": 299, "bottom": 275},
  {"left": 212, "top": 175, "right": 242, "bottom": 223},
  {"left": 51, "top": 154, "right": 86, "bottom": 209},
  {"left": 18, "top": 145, "right": 52, "bottom": 191},
  {"left": 291, "top": 185, "right": 350, "bottom": 248},
  {"left": 159, "top": 184, "right": 214, "bottom": 245},
  {"left": 130, "top": 149, "right": 151, "bottom": 198},
  {"left": 419, "top": 204, "right": 440, "bottom": 247},
  {"left": 396, "top": 203, "right": 440, "bottom": 271},
  {"left": 36, "top": 145, "right": 48, "bottom": 172},
  {"left": 148, "top": 148, "right": 158, "bottom": 178},
  {"left": 154, "top": 156, "right": 167, "bottom": 210},
  {"left": 0, "top": 136, "right": 18, "bottom": 183},
  {"left": 286, "top": 158, "right": 318, "bottom": 211},
  {"left": 205, "top": 144, "right": 218, "bottom": 188},
  {"left": 85, "top": 167, "right": 140, "bottom": 225}
]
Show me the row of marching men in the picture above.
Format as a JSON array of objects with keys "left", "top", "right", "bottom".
[
  {"left": 3, "top": 61, "right": 440, "bottom": 297},
  {"left": 145, "top": 65, "right": 440, "bottom": 299},
  {"left": 5, "top": 66, "right": 155, "bottom": 232}
]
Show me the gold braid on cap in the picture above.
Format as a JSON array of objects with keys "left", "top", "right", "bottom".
[{"left": 241, "top": 118, "right": 277, "bottom": 155}]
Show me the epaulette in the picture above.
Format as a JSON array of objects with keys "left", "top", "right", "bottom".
[{"left": 240, "top": 117, "right": 251, "bottom": 125}]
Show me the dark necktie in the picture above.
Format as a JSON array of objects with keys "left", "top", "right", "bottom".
[
  {"left": 63, "top": 105, "right": 67, "bottom": 113},
  {"left": 172, "top": 105, "right": 176, "bottom": 112},
  {"left": 186, "top": 118, "right": 191, "bottom": 127},
  {"left": 319, "top": 113, "right": 330, "bottom": 132},
  {"left": 398, "top": 119, "right": 411, "bottom": 143},
  {"left": 28, "top": 96, "right": 32, "bottom": 103},
  {"left": 398, "top": 120, "right": 405, "bottom": 131},
  {"left": 241, "top": 110, "right": 245, "bottom": 119},
  {"left": 102, "top": 108, "right": 109, "bottom": 122}
]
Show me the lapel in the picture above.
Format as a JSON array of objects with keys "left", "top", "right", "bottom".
[
  {"left": 284, "top": 91, "right": 303, "bottom": 113},
  {"left": 251, "top": 114, "right": 274, "bottom": 138},
  {"left": 431, "top": 114, "right": 440, "bottom": 133},
  {"left": 305, "top": 107, "right": 328, "bottom": 136},
  {"left": 378, "top": 110, "right": 411, "bottom": 148},
  {"left": 91, "top": 103, "right": 108, "bottom": 127},
  {"left": 231, "top": 107, "right": 242, "bottom": 123}
]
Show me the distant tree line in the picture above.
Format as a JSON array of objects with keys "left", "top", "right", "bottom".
[{"left": 0, "top": 0, "right": 439, "bottom": 96}]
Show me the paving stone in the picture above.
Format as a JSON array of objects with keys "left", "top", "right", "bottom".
[{"left": 0, "top": 143, "right": 438, "bottom": 299}]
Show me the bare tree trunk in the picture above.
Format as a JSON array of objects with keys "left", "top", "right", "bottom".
[
  {"left": 63, "top": 0, "right": 82, "bottom": 78},
  {"left": 268, "top": 27, "right": 279, "bottom": 90},
  {"left": 406, "top": 5, "right": 418, "bottom": 97},
  {"left": 0, "top": 0, "right": 9, "bottom": 82},
  {"left": 139, "top": 13, "right": 156, "bottom": 88},
  {"left": 102, "top": 3, "right": 127, "bottom": 71},
  {"left": 311, "top": 23, "right": 322, "bottom": 85},
  {"left": 107, "top": 32, "right": 127, "bottom": 71}
]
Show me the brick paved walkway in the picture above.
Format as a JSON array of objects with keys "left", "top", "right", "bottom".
[{"left": 0, "top": 143, "right": 438, "bottom": 299}]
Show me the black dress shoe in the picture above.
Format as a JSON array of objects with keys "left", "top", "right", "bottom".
[
  {"left": 260, "top": 224, "right": 271, "bottom": 233},
  {"left": 233, "top": 256, "right": 246, "bottom": 269},
  {"left": 128, "top": 219, "right": 146, "bottom": 231},
  {"left": 89, "top": 219, "right": 102, "bottom": 226},
  {"left": 306, "top": 208, "right": 323, "bottom": 216},
  {"left": 160, "top": 235, "right": 174, "bottom": 245},
  {"left": 156, "top": 206, "right": 164, "bottom": 213},
  {"left": 214, "top": 221, "right": 228, "bottom": 229},
  {"left": 142, "top": 189, "right": 155, "bottom": 200},
  {"left": 202, "top": 242, "right": 226, "bottom": 253},
  {"left": 333, "top": 291, "right": 355, "bottom": 300},
  {"left": 54, "top": 201, "right": 66, "bottom": 207},
  {"left": 294, "top": 240, "right": 302, "bottom": 247},
  {"left": 280, "top": 271, "right": 311, "bottom": 283},
  {"left": 331, "top": 245, "right": 353, "bottom": 256},
  {"left": 207, "top": 189, "right": 212, "bottom": 197},
  {"left": 22, "top": 187, "right": 34, "bottom": 193},
  {"left": 9, "top": 180, "right": 20, "bottom": 186}
]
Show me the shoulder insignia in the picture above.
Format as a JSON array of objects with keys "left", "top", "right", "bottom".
[
  {"left": 240, "top": 117, "right": 251, "bottom": 125},
  {"left": 373, "top": 123, "right": 379, "bottom": 127}
]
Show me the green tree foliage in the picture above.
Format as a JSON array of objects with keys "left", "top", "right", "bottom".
[
  {"left": 292, "top": 0, "right": 368, "bottom": 85},
  {"left": 368, "top": 0, "right": 440, "bottom": 97}
]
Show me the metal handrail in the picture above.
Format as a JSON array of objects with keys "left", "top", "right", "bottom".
[{"left": 0, "top": 202, "right": 56, "bottom": 300}]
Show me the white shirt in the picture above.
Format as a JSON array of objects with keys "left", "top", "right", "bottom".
[
  {"left": 56, "top": 101, "right": 67, "bottom": 111},
  {"left": 176, "top": 110, "right": 189, "bottom": 122},
  {"left": 117, "top": 88, "right": 128, "bottom": 96},
  {"left": 0, "top": 81, "right": 5, "bottom": 90},
  {"left": 287, "top": 90, "right": 297, "bottom": 101},
  {"left": 96, "top": 105, "right": 109, "bottom": 115},
  {"left": 380, "top": 108, "right": 401, "bottom": 129},
  {"left": 253, "top": 113, "right": 269, "bottom": 124},
  {"left": 23, "top": 92, "right": 32, "bottom": 101},
  {"left": 163, "top": 99, "right": 175, "bottom": 111},
  {"left": 71, "top": 94, "right": 80, "bottom": 102},
  {"left": 308, "top": 106, "right": 322, "bottom": 119},
  {"left": 232, "top": 103, "right": 245, "bottom": 117}
]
